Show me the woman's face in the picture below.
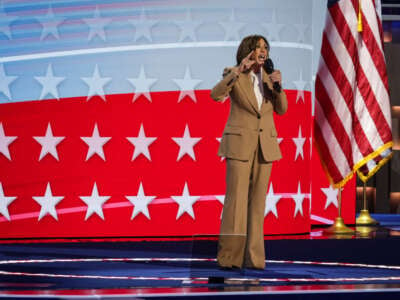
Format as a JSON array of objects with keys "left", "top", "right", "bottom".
[{"left": 252, "top": 38, "right": 268, "bottom": 66}]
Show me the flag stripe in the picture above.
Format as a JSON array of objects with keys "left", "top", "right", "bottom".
[
  {"left": 337, "top": 0, "right": 391, "bottom": 145},
  {"left": 315, "top": 100, "right": 351, "bottom": 179},
  {"left": 327, "top": 5, "right": 382, "bottom": 155},
  {"left": 314, "top": 121, "right": 344, "bottom": 183},
  {"left": 319, "top": 33, "right": 371, "bottom": 159},
  {"left": 315, "top": 74, "right": 353, "bottom": 169}
]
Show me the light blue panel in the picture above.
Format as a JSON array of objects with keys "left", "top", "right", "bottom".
[{"left": 0, "top": 0, "right": 326, "bottom": 103}]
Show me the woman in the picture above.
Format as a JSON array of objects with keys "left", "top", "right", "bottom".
[{"left": 210, "top": 35, "right": 287, "bottom": 270}]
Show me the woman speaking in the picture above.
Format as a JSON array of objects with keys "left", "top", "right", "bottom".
[{"left": 210, "top": 35, "right": 287, "bottom": 270}]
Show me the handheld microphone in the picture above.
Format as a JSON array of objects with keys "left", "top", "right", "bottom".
[{"left": 263, "top": 58, "right": 281, "bottom": 93}]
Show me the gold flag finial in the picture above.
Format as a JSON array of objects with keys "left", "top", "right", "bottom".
[{"left": 358, "top": 0, "right": 363, "bottom": 32}]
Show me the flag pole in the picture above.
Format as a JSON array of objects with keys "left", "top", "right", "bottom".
[
  {"left": 324, "top": 187, "right": 354, "bottom": 234},
  {"left": 356, "top": 178, "right": 379, "bottom": 225}
]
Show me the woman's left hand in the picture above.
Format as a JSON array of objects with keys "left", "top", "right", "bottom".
[{"left": 269, "top": 70, "right": 282, "bottom": 86}]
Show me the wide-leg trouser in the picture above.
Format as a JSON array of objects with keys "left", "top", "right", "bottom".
[{"left": 217, "top": 143, "right": 272, "bottom": 269}]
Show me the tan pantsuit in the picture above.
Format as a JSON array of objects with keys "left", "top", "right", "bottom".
[{"left": 210, "top": 66, "right": 287, "bottom": 269}]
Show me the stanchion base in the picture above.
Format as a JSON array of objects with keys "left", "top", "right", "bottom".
[
  {"left": 324, "top": 217, "right": 354, "bottom": 234},
  {"left": 356, "top": 210, "right": 379, "bottom": 225},
  {"left": 356, "top": 225, "right": 376, "bottom": 238}
]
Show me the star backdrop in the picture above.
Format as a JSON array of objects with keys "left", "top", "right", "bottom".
[{"left": 0, "top": 0, "right": 355, "bottom": 239}]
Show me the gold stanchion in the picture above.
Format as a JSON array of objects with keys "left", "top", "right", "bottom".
[
  {"left": 324, "top": 188, "right": 354, "bottom": 234},
  {"left": 356, "top": 180, "right": 379, "bottom": 225}
]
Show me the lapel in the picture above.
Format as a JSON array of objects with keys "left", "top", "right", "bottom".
[{"left": 237, "top": 71, "right": 259, "bottom": 114}]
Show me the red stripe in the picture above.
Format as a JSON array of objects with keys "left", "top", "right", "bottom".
[
  {"left": 360, "top": 11, "right": 389, "bottom": 89},
  {"left": 320, "top": 31, "right": 374, "bottom": 157},
  {"left": 330, "top": 2, "right": 391, "bottom": 146},
  {"left": 355, "top": 65, "right": 392, "bottom": 144},
  {"left": 313, "top": 121, "right": 343, "bottom": 184},
  {"left": 315, "top": 75, "right": 353, "bottom": 168}
]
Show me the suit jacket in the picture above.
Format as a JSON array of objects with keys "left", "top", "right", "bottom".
[{"left": 210, "top": 67, "right": 287, "bottom": 162}]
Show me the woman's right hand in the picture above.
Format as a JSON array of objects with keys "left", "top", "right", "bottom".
[{"left": 238, "top": 50, "right": 255, "bottom": 73}]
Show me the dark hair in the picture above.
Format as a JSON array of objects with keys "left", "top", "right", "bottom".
[{"left": 236, "top": 35, "right": 269, "bottom": 66}]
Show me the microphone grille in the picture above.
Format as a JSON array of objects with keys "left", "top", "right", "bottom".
[{"left": 264, "top": 58, "right": 274, "bottom": 74}]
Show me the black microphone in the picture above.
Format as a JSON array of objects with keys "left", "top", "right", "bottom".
[{"left": 263, "top": 58, "right": 281, "bottom": 93}]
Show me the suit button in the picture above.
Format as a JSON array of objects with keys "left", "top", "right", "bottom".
[
  {"left": 259, "top": 129, "right": 263, "bottom": 132},
  {"left": 257, "top": 115, "right": 261, "bottom": 119}
]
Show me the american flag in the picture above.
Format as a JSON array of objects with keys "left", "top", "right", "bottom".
[
  {"left": 0, "top": 0, "right": 356, "bottom": 238},
  {"left": 314, "top": 0, "right": 393, "bottom": 188}
]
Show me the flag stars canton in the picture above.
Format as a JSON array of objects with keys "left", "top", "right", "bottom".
[
  {"left": 0, "top": 182, "right": 17, "bottom": 221},
  {"left": 34, "top": 63, "right": 65, "bottom": 101},
  {"left": 79, "top": 183, "right": 111, "bottom": 220},
  {"left": 262, "top": 9, "right": 285, "bottom": 42},
  {"left": 128, "top": 65, "right": 158, "bottom": 103},
  {"left": 0, "top": 63, "right": 17, "bottom": 101},
  {"left": 129, "top": 8, "right": 158, "bottom": 42},
  {"left": 0, "top": 122, "right": 17, "bottom": 161},
  {"left": 174, "top": 9, "right": 202, "bottom": 42},
  {"left": 81, "top": 123, "right": 111, "bottom": 161},
  {"left": 126, "top": 182, "right": 156, "bottom": 220},
  {"left": 83, "top": 6, "right": 112, "bottom": 42},
  {"left": 172, "top": 66, "right": 202, "bottom": 103},
  {"left": 292, "top": 182, "right": 306, "bottom": 218},
  {"left": 172, "top": 124, "right": 201, "bottom": 161},
  {"left": 219, "top": 9, "right": 245, "bottom": 41},
  {"left": 293, "top": 69, "right": 307, "bottom": 103},
  {"left": 321, "top": 185, "right": 338, "bottom": 210},
  {"left": 126, "top": 123, "right": 157, "bottom": 161},
  {"left": 81, "top": 64, "right": 112, "bottom": 102},
  {"left": 171, "top": 182, "right": 200, "bottom": 220},
  {"left": 39, "top": 6, "right": 64, "bottom": 40},
  {"left": 264, "top": 183, "right": 282, "bottom": 218},
  {"left": 32, "top": 182, "right": 64, "bottom": 221},
  {"left": 33, "top": 123, "right": 65, "bottom": 161},
  {"left": 293, "top": 126, "right": 306, "bottom": 161}
]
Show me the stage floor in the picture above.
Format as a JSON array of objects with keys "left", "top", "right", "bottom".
[{"left": 0, "top": 214, "right": 399, "bottom": 299}]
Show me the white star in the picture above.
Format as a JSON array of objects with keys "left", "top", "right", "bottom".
[
  {"left": 126, "top": 123, "right": 157, "bottom": 161},
  {"left": 172, "top": 124, "right": 201, "bottom": 161},
  {"left": 81, "top": 123, "right": 111, "bottom": 161},
  {"left": 262, "top": 9, "right": 285, "bottom": 42},
  {"left": 0, "top": 122, "right": 17, "bottom": 161},
  {"left": 39, "top": 6, "right": 64, "bottom": 40},
  {"left": 81, "top": 64, "right": 112, "bottom": 101},
  {"left": 33, "top": 123, "right": 65, "bottom": 161},
  {"left": 0, "top": 5, "right": 17, "bottom": 39},
  {"left": 0, "top": 63, "right": 17, "bottom": 101},
  {"left": 321, "top": 185, "right": 338, "bottom": 210},
  {"left": 174, "top": 9, "right": 202, "bottom": 42},
  {"left": 0, "top": 182, "right": 17, "bottom": 221},
  {"left": 79, "top": 182, "right": 110, "bottom": 220},
  {"left": 264, "top": 183, "right": 282, "bottom": 218},
  {"left": 127, "top": 65, "right": 157, "bottom": 103},
  {"left": 219, "top": 9, "right": 245, "bottom": 41},
  {"left": 129, "top": 8, "right": 158, "bottom": 42},
  {"left": 216, "top": 137, "right": 225, "bottom": 161},
  {"left": 172, "top": 66, "right": 202, "bottom": 103},
  {"left": 292, "top": 126, "right": 306, "bottom": 161},
  {"left": 294, "top": 15, "right": 308, "bottom": 43},
  {"left": 34, "top": 63, "right": 65, "bottom": 100},
  {"left": 277, "top": 137, "right": 283, "bottom": 144},
  {"left": 83, "top": 6, "right": 112, "bottom": 41},
  {"left": 215, "top": 195, "right": 225, "bottom": 219},
  {"left": 171, "top": 182, "right": 200, "bottom": 220},
  {"left": 32, "top": 182, "right": 64, "bottom": 221},
  {"left": 293, "top": 69, "right": 307, "bottom": 103},
  {"left": 126, "top": 182, "right": 156, "bottom": 220},
  {"left": 292, "top": 182, "right": 306, "bottom": 217}
]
